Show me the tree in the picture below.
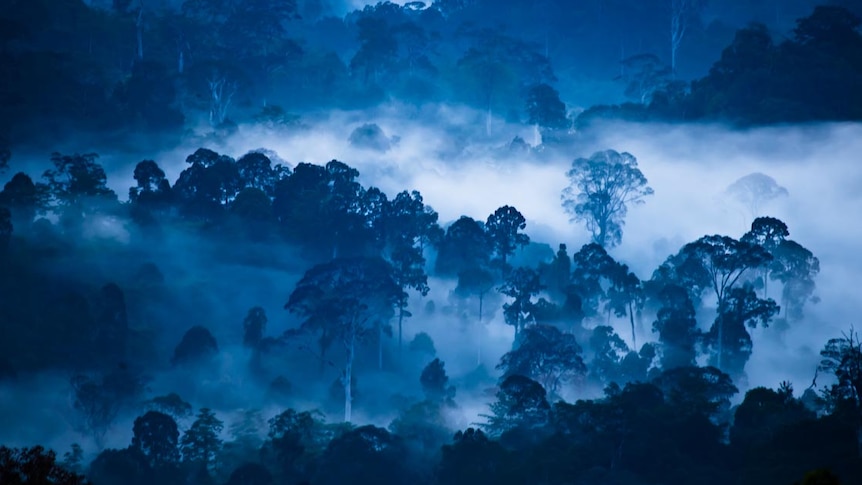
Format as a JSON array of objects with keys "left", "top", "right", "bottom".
[
  {"left": 455, "top": 266, "right": 496, "bottom": 363},
  {"left": 730, "top": 385, "right": 813, "bottom": 449},
  {"left": 129, "top": 160, "right": 172, "bottom": 208},
  {"left": 171, "top": 326, "right": 219, "bottom": 366},
  {"left": 131, "top": 411, "right": 180, "bottom": 468},
  {"left": 236, "top": 151, "right": 278, "bottom": 194},
  {"left": 435, "top": 216, "right": 490, "bottom": 276},
  {"left": 669, "top": 0, "right": 706, "bottom": 74},
  {"left": 43, "top": 152, "right": 118, "bottom": 231},
  {"left": 819, "top": 328, "right": 862, "bottom": 410},
  {"left": 384, "top": 190, "right": 439, "bottom": 356},
  {"left": 420, "top": 358, "right": 455, "bottom": 402},
  {"left": 262, "top": 408, "right": 327, "bottom": 482},
  {"left": 706, "top": 284, "right": 778, "bottom": 381},
  {"left": 589, "top": 325, "right": 630, "bottom": 385},
  {"left": 315, "top": 425, "right": 414, "bottom": 485},
  {"left": 87, "top": 447, "right": 150, "bottom": 485},
  {"left": 618, "top": 53, "right": 673, "bottom": 104},
  {"left": 541, "top": 243, "right": 571, "bottom": 301},
  {"left": 70, "top": 369, "right": 148, "bottom": 448},
  {"left": 173, "top": 148, "right": 240, "bottom": 221},
  {"left": 652, "top": 366, "right": 738, "bottom": 420},
  {"left": 726, "top": 173, "right": 788, "bottom": 220},
  {"left": 525, "top": 83, "right": 567, "bottom": 131},
  {"left": 0, "top": 446, "right": 89, "bottom": 485},
  {"left": 498, "top": 324, "right": 586, "bottom": 395},
  {"left": 482, "top": 374, "right": 551, "bottom": 436},
  {"left": 771, "top": 239, "right": 820, "bottom": 321},
  {"left": 144, "top": 393, "right": 193, "bottom": 421},
  {"left": 562, "top": 150, "right": 653, "bottom": 248},
  {"left": 286, "top": 257, "right": 401, "bottom": 422},
  {"left": 485, "top": 205, "right": 530, "bottom": 269},
  {"left": 741, "top": 216, "right": 820, "bottom": 320},
  {"left": 742, "top": 216, "right": 789, "bottom": 297},
  {"left": 437, "top": 428, "right": 510, "bottom": 485},
  {"left": 457, "top": 28, "right": 554, "bottom": 135},
  {"left": 43, "top": 152, "right": 117, "bottom": 207},
  {"left": 0, "top": 172, "right": 46, "bottom": 229},
  {"left": 606, "top": 263, "right": 644, "bottom": 349},
  {"left": 180, "top": 408, "right": 224, "bottom": 474},
  {"left": 350, "top": 16, "right": 398, "bottom": 83},
  {"left": 652, "top": 284, "right": 699, "bottom": 370},
  {"left": 570, "top": 243, "right": 618, "bottom": 318},
  {"left": 679, "top": 235, "right": 772, "bottom": 370},
  {"left": 498, "top": 267, "right": 543, "bottom": 337}
]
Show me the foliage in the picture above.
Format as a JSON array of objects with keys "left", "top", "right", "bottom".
[
  {"left": 498, "top": 324, "right": 586, "bottom": 394},
  {"left": 0, "top": 446, "right": 90, "bottom": 484},
  {"left": 180, "top": 408, "right": 224, "bottom": 472},
  {"left": 562, "top": 150, "right": 653, "bottom": 248},
  {"left": 131, "top": 411, "right": 180, "bottom": 468},
  {"left": 482, "top": 374, "right": 551, "bottom": 436},
  {"left": 171, "top": 326, "right": 219, "bottom": 366}
]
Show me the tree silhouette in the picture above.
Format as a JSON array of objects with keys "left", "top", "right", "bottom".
[
  {"left": 286, "top": 257, "right": 400, "bottom": 422},
  {"left": 562, "top": 150, "right": 653, "bottom": 248}
]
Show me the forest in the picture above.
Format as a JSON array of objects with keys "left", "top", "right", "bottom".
[{"left": 1, "top": 1, "right": 862, "bottom": 484}]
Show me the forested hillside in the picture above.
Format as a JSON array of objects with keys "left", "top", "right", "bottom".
[{"left": 2, "top": 1, "right": 862, "bottom": 484}]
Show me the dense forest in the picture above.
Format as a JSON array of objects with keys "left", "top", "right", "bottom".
[{"left": 2, "top": 1, "right": 862, "bottom": 484}]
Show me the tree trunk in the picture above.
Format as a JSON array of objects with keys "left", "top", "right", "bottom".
[{"left": 629, "top": 301, "right": 637, "bottom": 350}]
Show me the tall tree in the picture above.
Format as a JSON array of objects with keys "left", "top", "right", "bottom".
[
  {"left": 669, "top": 0, "right": 706, "bottom": 74},
  {"left": 455, "top": 266, "right": 496, "bottom": 364},
  {"left": 741, "top": 216, "right": 789, "bottom": 298},
  {"left": 562, "top": 150, "right": 653, "bottom": 248},
  {"left": 525, "top": 82, "right": 567, "bottom": 139},
  {"left": 570, "top": 243, "right": 618, "bottom": 318},
  {"left": 706, "top": 285, "right": 778, "bottom": 381},
  {"left": 498, "top": 267, "right": 543, "bottom": 337},
  {"left": 652, "top": 284, "right": 699, "bottom": 370},
  {"left": 725, "top": 173, "right": 788, "bottom": 220},
  {"left": 589, "top": 325, "right": 630, "bottom": 386},
  {"left": 131, "top": 411, "right": 180, "bottom": 468},
  {"left": 435, "top": 215, "right": 490, "bottom": 277},
  {"left": 180, "top": 408, "right": 224, "bottom": 474},
  {"left": 679, "top": 235, "right": 771, "bottom": 370},
  {"left": 286, "top": 257, "right": 401, "bottom": 422},
  {"left": 383, "top": 190, "right": 439, "bottom": 357},
  {"left": 770, "top": 239, "right": 820, "bottom": 321},
  {"left": 498, "top": 324, "right": 586, "bottom": 395},
  {"left": 605, "top": 263, "right": 644, "bottom": 349},
  {"left": 482, "top": 374, "right": 551, "bottom": 436},
  {"left": 485, "top": 205, "right": 530, "bottom": 269},
  {"left": 420, "top": 357, "right": 456, "bottom": 403}
]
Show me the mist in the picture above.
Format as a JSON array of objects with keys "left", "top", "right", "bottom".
[
  {"left": 2, "top": 1, "right": 862, "bottom": 483},
  {"left": 4, "top": 111, "right": 858, "bottom": 446}
]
